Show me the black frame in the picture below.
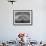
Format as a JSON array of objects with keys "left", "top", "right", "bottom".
[{"left": 13, "top": 10, "right": 33, "bottom": 26}]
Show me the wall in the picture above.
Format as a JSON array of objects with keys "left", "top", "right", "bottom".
[{"left": 0, "top": 0, "right": 46, "bottom": 42}]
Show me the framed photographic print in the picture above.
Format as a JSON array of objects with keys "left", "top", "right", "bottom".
[{"left": 13, "top": 10, "right": 33, "bottom": 26}]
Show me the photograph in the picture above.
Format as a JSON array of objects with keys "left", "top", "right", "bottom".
[
  {"left": 0, "top": 0, "right": 46, "bottom": 46},
  {"left": 13, "top": 10, "right": 32, "bottom": 25}
]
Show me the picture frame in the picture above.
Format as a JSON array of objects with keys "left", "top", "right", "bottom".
[{"left": 13, "top": 10, "right": 33, "bottom": 26}]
